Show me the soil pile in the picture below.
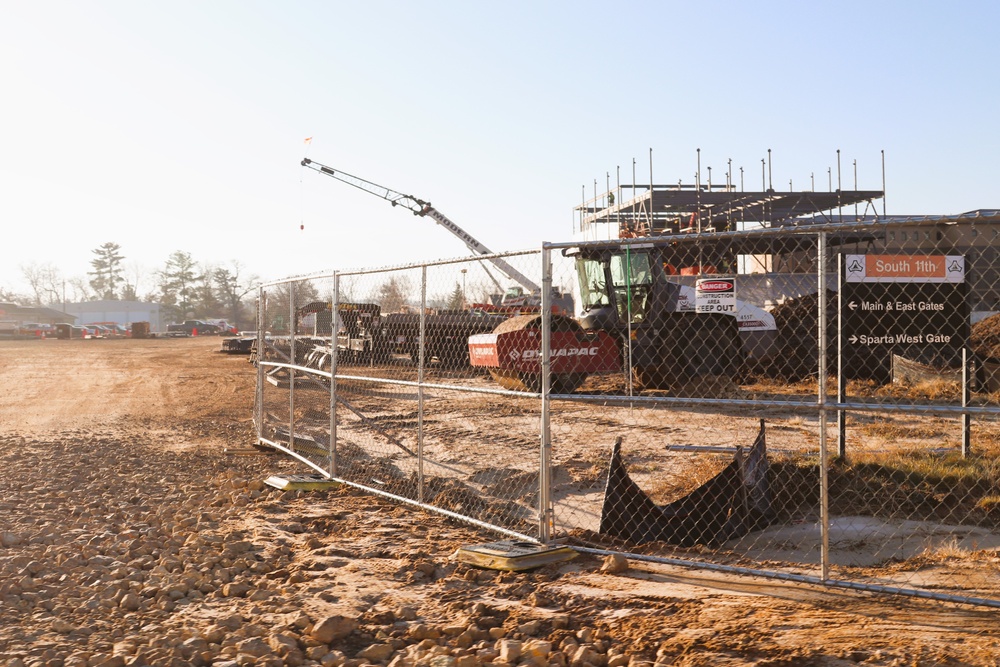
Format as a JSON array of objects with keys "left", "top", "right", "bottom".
[
  {"left": 763, "top": 290, "right": 838, "bottom": 380},
  {"left": 972, "top": 312, "right": 1000, "bottom": 361}
]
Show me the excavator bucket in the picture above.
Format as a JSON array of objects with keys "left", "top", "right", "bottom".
[{"left": 599, "top": 419, "right": 773, "bottom": 547}]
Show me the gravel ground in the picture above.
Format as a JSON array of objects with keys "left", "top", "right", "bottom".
[{"left": 2, "top": 337, "right": 1000, "bottom": 667}]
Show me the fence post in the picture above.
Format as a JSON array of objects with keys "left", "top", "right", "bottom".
[
  {"left": 288, "top": 281, "right": 296, "bottom": 454},
  {"left": 418, "top": 265, "right": 427, "bottom": 504},
  {"left": 330, "top": 273, "right": 339, "bottom": 478},
  {"left": 837, "top": 253, "right": 847, "bottom": 460},
  {"left": 539, "top": 245, "right": 553, "bottom": 543},
  {"left": 255, "top": 286, "right": 265, "bottom": 446},
  {"left": 963, "top": 347, "right": 972, "bottom": 458},
  {"left": 818, "top": 232, "right": 831, "bottom": 581}
]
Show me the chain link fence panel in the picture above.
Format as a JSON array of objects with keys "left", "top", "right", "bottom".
[
  {"left": 255, "top": 252, "right": 550, "bottom": 539},
  {"left": 253, "top": 221, "right": 1000, "bottom": 608},
  {"left": 545, "top": 223, "right": 1000, "bottom": 608}
]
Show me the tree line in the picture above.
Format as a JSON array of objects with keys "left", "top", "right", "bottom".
[
  {"left": 7, "top": 242, "right": 492, "bottom": 331},
  {"left": 14, "top": 242, "right": 258, "bottom": 327}
]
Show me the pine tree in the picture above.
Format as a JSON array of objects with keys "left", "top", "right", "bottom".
[
  {"left": 213, "top": 263, "right": 256, "bottom": 329},
  {"left": 159, "top": 251, "right": 200, "bottom": 318},
  {"left": 446, "top": 281, "right": 465, "bottom": 310},
  {"left": 88, "top": 242, "right": 124, "bottom": 300}
]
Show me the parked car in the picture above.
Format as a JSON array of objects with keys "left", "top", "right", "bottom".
[
  {"left": 209, "top": 320, "right": 239, "bottom": 335},
  {"left": 166, "top": 320, "right": 221, "bottom": 336},
  {"left": 90, "top": 322, "right": 127, "bottom": 337},
  {"left": 16, "top": 323, "right": 52, "bottom": 337}
]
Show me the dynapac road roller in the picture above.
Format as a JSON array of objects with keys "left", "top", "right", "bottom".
[{"left": 468, "top": 314, "right": 620, "bottom": 393}]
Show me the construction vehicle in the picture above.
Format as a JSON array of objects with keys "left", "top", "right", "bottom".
[
  {"left": 468, "top": 242, "right": 750, "bottom": 392},
  {"left": 301, "top": 158, "right": 569, "bottom": 310},
  {"left": 574, "top": 242, "right": 747, "bottom": 388}
]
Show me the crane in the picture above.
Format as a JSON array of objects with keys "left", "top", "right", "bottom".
[{"left": 301, "top": 158, "right": 540, "bottom": 297}]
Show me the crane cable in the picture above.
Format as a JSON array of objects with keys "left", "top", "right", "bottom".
[{"left": 300, "top": 137, "right": 314, "bottom": 232}]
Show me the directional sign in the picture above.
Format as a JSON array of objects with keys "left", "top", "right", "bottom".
[
  {"left": 841, "top": 254, "right": 967, "bottom": 381},
  {"left": 696, "top": 278, "right": 736, "bottom": 314}
]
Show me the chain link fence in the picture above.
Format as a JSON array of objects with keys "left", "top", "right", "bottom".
[
  {"left": 253, "top": 219, "right": 1000, "bottom": 609},
  {"left": 253, "top": 252, "right": 552, "bottom": 541}
]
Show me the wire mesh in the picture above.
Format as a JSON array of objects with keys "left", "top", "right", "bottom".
[
  {"left": 547, "top": 223, "right": 1000, "bottom": 607},
  {"left": 253, "top": 221, "right": 1000, "bottom": 608},
  {"left": 255, "top": 252, "right": 549, "bottom": 538}
]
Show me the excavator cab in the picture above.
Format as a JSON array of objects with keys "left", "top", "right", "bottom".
[
  {"left": 574, "top": 245, "right": 680, "bottom": 333},
  {"left": 571, "top": 243, "right": 743, "bottom": 390},
  {"left": 608, "top": 250, "right": 654, "bottom": 324}
]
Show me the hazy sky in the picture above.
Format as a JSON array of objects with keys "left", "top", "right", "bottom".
[{"left": 3, "top": 1, "right": 998, "bottom": 297}]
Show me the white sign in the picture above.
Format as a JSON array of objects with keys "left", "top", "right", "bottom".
[{"left": 696, "top": 278, "right": 736, "bottom": 314}]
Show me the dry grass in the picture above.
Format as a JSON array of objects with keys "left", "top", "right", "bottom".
[
  {"left": 919, "top": 537, "right": 972, "bottom": 560},
  {"left": 855, "top": 417, "right": 953, "bottom": 443},
  {"left": 740, "top": 375, "right": 1000, "bottom": 404},
  {"left": 643, "top": 454, "right": 728, "bottom": 504},
  {"left": 975, "top": 495, "right": 1000, "bottom": 519},
  {"left": 875, "top": 378, "right": 963, "bottom": 401},
  {"left": 845, "top": 449, "right": 1000, "bottom": 487},
  {"left": 763, "top": 447, "right": 1000, "bottom": 528}
]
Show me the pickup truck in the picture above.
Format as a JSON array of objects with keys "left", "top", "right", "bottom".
[{"left": 166, "top": 320, "right": 221, "bottom": 336}]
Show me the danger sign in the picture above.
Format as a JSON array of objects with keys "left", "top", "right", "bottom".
[{"left": 696, "top": 278, "right": 736, "bottom": 314}]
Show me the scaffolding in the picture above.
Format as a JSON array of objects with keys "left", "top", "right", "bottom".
[{"left": 577, "top": 183, "right": 885, "bottom": 240}]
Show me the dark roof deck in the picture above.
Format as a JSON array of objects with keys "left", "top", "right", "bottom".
[{"left": 577, "top": 186, "right": 884, "bottom": 235}]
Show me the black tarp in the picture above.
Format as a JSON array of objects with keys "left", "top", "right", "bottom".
[{"left": 599, "top": 419, "right": 773, "bottom": 547}]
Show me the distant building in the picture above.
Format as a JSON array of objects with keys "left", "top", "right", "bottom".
[
  {"left": 62, "top": 300, "right": 164, "bottom": 331},
  {"left": 0, "top": 302, "right": 75, "bottom": 325}
]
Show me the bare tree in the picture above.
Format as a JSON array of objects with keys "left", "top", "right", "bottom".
[
  {"left": 20, "top": 262, "right": 62, "bottom": 305},
  {"left": 334, "top": 276, "right": 357, "bottom": 304},
  {"left": 67, "top": 276, "right": 94, "bottom": 302},
  {"left": 0, "top": 285, "right": 29, "bottom": 303},
  {"left": 212, "top": 261, "right": 258, "bottom": 329},
  {"left": 373, "top": 276, "right": 412, "bottom": 313},
  {"left": 121, "top": 260, "right": 146, "bottom": 302},
  {"left": 266, "top": 280, "right": 319, "bottom": 333}
]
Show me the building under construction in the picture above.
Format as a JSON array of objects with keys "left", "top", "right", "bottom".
[{"left": 575, "top": 169, "right": 1000, "bottom": 319}]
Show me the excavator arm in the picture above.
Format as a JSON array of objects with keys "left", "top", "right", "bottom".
[{"left": 301, "top": 158, "right": 540, "bottom": 295}]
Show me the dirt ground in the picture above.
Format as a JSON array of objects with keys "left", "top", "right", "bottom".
[{"left": 1, "top": 337, "right": 999, "bottom": 667}]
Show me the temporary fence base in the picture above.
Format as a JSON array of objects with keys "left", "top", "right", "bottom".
[
  {"left": 572, "top": 547, "right": 1000, "bottom": 610},
  {"left": 264, "top": 474, "right": 341, "bottom": 491},
  {"left": 455, "top": 540, "right": 578, "bottom": 571}
]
